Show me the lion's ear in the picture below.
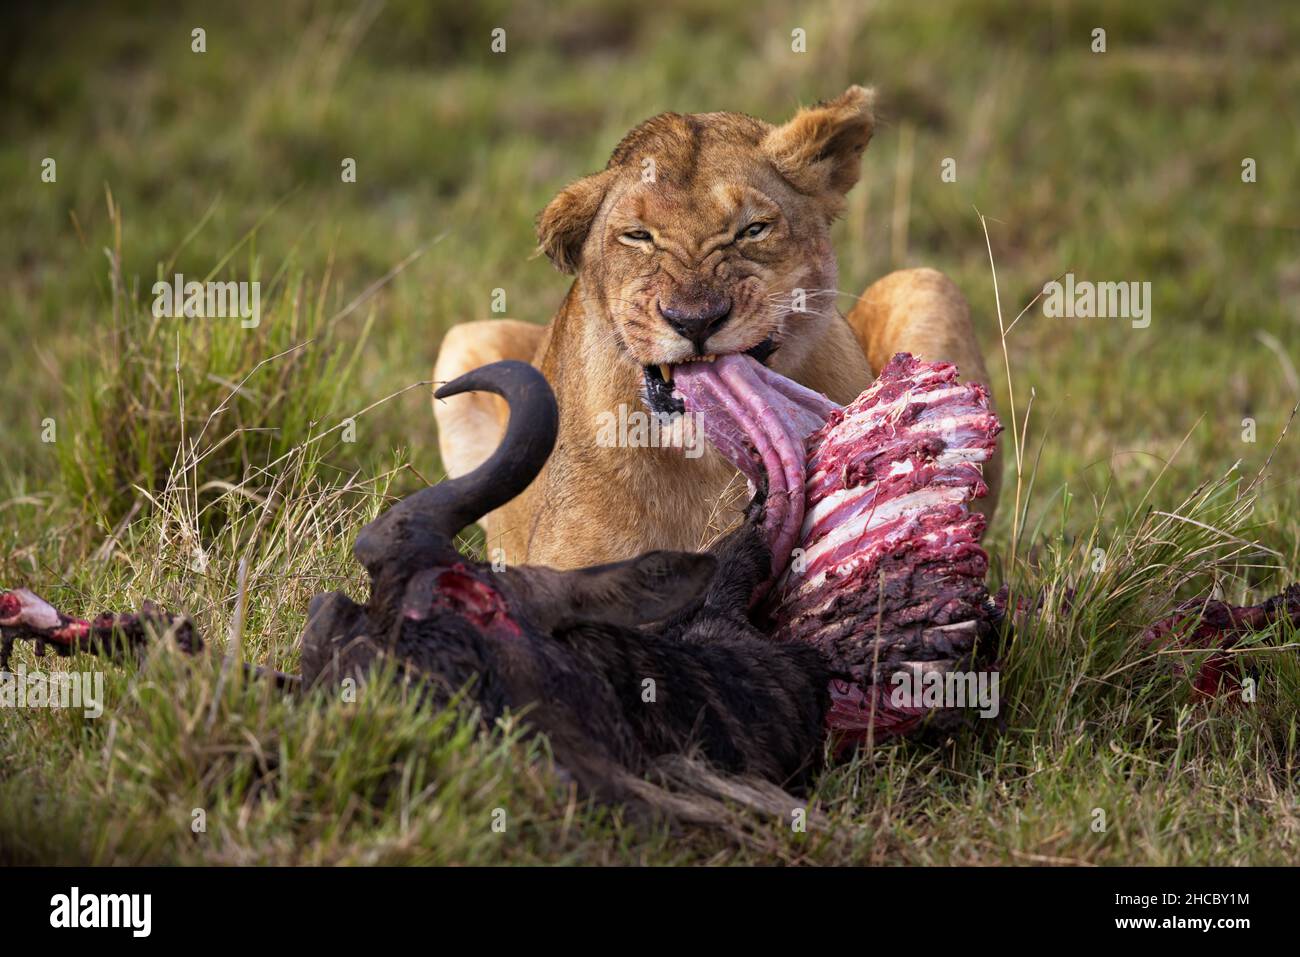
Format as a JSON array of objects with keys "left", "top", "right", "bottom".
[
  {"left": 536, "top": 169, "right": 617, "bottom": 274},
  {"left": 762, "top": 85, "right": 876, "bottom": 201}
]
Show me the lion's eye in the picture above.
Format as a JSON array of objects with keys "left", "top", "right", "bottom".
[
  {"left": 736, "top": 221, "right": 771, "bottom": 240},
  {"left": 622, "top": 229, "right": 653, "bottom": 243}
]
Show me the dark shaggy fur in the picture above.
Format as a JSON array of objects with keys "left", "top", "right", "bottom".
[{"left": 299, "top": 361, "right": 833, "bottom": 805}]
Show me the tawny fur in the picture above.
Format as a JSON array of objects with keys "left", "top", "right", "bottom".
[{"left": 434, "top": 86, "right": 1000, "bottom": 569}]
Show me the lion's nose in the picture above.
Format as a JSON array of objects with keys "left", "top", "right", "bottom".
[{"left": 659, "top": 296, "right": 733, "bottom": 352}]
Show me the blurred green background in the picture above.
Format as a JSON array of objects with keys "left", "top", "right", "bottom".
[
  {"left": 3, "top": 0, "right": 1298, "bottom": 555},
  {"left": 1, "top": 0, "right": 1299, "bottom": 864}
]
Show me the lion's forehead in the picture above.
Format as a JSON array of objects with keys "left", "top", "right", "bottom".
[
  {"left": 608, "top": 110, "right": 768, "bottom": 168},
  {"left": 623, "top": 179, "right": 778, "bottom": 228}
]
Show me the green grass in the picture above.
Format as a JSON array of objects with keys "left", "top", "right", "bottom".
[{"left": 2, "top": 0, "right": 1298, "bottom": 864}]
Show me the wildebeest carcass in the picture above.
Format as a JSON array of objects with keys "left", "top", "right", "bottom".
[
  {"left": 299, "top": 360, "right": 837, "bottom": 810},
  {"left": 3, "top": 361, "right": 837, "bottom": 823}
]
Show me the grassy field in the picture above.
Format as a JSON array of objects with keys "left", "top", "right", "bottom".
[{"left": 2, "top": 0, "right": 1298, "bottom": 864}]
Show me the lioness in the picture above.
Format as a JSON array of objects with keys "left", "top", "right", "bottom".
[{"left": 434, "top": 86, "right": 999, "bottom": 568}]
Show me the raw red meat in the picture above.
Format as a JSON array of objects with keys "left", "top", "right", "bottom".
[{"left": 675, "top": 352, "right": 1004, "bottom": 743}]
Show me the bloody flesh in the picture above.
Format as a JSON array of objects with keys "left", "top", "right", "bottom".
[{"left": 674, "top": 352, "right": 1004, "bottom": 742}]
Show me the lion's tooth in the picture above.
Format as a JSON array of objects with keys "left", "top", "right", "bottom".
[{"left": 659, "top": 364, "right": 673, "bottom": 382}]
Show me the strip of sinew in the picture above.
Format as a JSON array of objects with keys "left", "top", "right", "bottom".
[
  {"left": 809, "top": 383, "right": 971, "bottom": 450},
  {"left": 778, "top": 508, "right": 985, "bottom": 613},
  {"left": 802, "top": 455, "right": 987, "bottom": 536},
  {"left": 776, "top": 504, "right": 980, "bottom": 606},
  {"left": 799, "top": 484, "right": 969, "bottom": 565},
  {"left": 803, "top": 359, "right": 970, "bottom": 442},
  {"left": 809, "top": 405, "right": 995, "bottom": 477},
  {"left": 807, "top": 401, "right": 997, "bottom": 493}
]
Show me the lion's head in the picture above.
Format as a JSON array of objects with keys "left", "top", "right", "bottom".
[{"left": 536, "top": 85, "right": 875, "bottom": 415}]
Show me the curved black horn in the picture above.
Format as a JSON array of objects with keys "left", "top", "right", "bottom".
[{"left": 353, "top": 360, "right": 558, "bottom": 570}]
